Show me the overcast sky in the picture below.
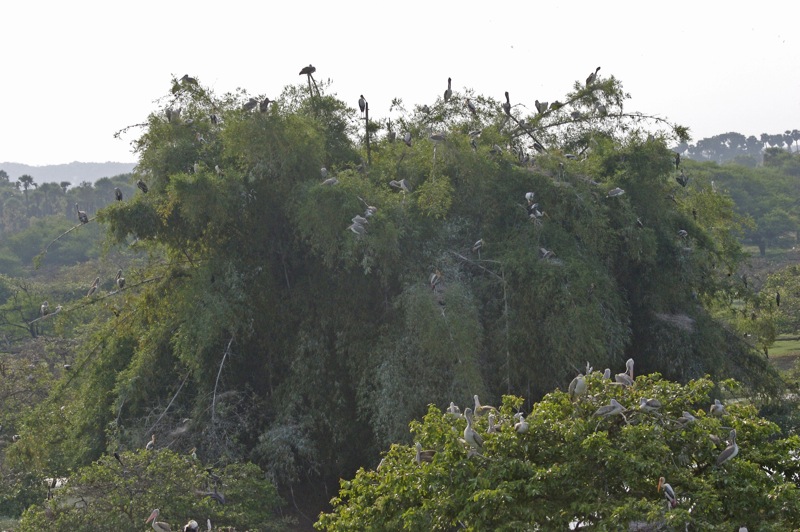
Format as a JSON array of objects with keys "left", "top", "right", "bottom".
[{"left": 2, "top": 1, "right": 798, "bottom": 166}]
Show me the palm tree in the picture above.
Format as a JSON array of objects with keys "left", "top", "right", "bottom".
[
  {"left": 60, "top": 181, "right": 71, "bottom": 194},
  {"left": 17, "top": 174, "right": 35, "bottom": 214}
]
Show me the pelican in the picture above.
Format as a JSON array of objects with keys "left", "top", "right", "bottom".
[
  {"left": 539, "top": 247, "right": 555, "bottom": 259},
  {"left": 514, "top": 413, "right": 529, "bottom": 434},
  {"left": 710, "top": 399, "right": 726, "bottom": 417},
  {"left": 607, "top": 187, "right": 625, "bottom": 198},
  {"left": 115, "top": 187, "right": 123, "bottom": 201},
  {"left": 444, "top": 77, "right": 452, "bottom": 102},
  {"left": 466, "top": 98, "right": 477, "bottom": 115},
  {"left": 320, "top": 167, "right": 328, "bottom": 179},
  {"left": 40, "top": 301, "right": 49, "bottom": 317},
  {"left": 676, "top": 411, "right": 696, "bottom": 426},
  {"left": 86, "top": 277, "right": 100, "bottom": 297},
  {"left": 137, "top": 179, "right": 149, "bottom": 193},
  {"left": 487, "top": 412, "right": 498, "bottom": 433},
  {"left": 525, "top": 191, "right": 535, "bottom": 205},
  {"left": 657, "top": 477, "right": 678, "bottom": 508},
  {"left": 76, "top": 203, "right": 89, "bottom": 224},
  {"left": 352, "top": 215, "right": 368, "bottom": 225},
  {"left": 639, "top": 397, "right": 662, "bottom": 413},
  {"left": 676, "top": 169, "right": 689, "bottom": 187},
  {"left": 568, "top": 374, "right": 587, "bottom": 401},
  {"left": 615, "top": 358, "right": 634, "bottom": 386},
  {"left": 490, "top": 144, "right": 503, "bottom": 155},
  {"left": 502, "top": 91, "right": 511, "bottom": 116},
  {"left": 594, "top": 398, "right": 625, "bottom": 418},
  {"left": 322, "top": 177, "right": 338, "bottom": 186},
  {"left": 463, "top": 408, "right": 483, "bottom": 449},
  {"left": 181, "top": 74, "right": 197, "bottom": 86},
  {"left": 446, "top": 402, "right": 461, "bottom": 417},
  {"left": 473, "top": 395, "right": 496, "bottom": 416},
  {"left": 586, "top": 66, "right": 601, "bottom": 87},
  {"left": 415, "top": 442, "right": 436, "bottom": 464},
  {"left": 166, "top": 107, "right": 181, "bottom": 123},
  {"left": 403, "top": 131, "right": 412, "bottom": 147},
  {"left": 429, "top": 132, "right": 446, "bottom": 142},
  {"left": 146, "top": 434, "right": 155, "bottom": 450},
  {"left": 242, "top": 98, "right": 258, "bottom": 112},
  {"left": 183, "top": 520, "right": 199, "bottom": 532},
  {"left": 389, "top": 179, "right": 411, "bottom": 193},
  {"left": 358, "top": 95, "right": 367, "bottom": 115},
  {"left": 603, "top": 368, "right": 611, "bottom": 380},
  {"left": 716, "top": 429, "right": 739, "bottom": 466},
  {"left": 535, "top": 100, "right": 548, "bottom": 114},
  {"left": 146, "top": 509, "right": 170, "bottom": 532}
]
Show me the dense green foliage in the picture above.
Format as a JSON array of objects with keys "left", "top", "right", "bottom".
[
  {"left": 1, "top": 71, "right": 797, "bottom": 526},
  {"left": 318, "top": 375, "right": 800, "bottom": 530},
  {"left": 18, "top": 449, "right": 284, "bottom": 531}
]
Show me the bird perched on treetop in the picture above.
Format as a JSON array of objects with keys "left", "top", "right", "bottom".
[
  {"left": 502, "top": 91, "right": 511, "bottom": 116},
  {"left": 299, "top": 64, "right": 316, "bottom": 76},
  {"left": 586, "top": 66, "right": 601, "bottom": 87},
  {"left": 358, "top": 95, "right": 367, "bottom": 115},
  {"left": 115, "top": 187, "right": 123, "bottom": 201},
  {"left": 444, "top": 77, "right": 452, "bottom": 102}
]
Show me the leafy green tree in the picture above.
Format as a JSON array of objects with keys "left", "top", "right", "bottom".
[
  {"left": 318, "top": 375, "right": 800, "bottom": 530},
  {"left": 18, "top": 449, "right": 286, "bottom": 531}
]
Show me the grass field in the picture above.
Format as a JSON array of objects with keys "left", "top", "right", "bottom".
[
  {"left": 770, "top": 335, "right": 800, "bottom": 373},
  {"left": 0, "top": 516, "right": 19, "bottom": 531}
]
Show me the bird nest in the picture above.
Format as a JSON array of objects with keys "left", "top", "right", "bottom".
[{"left": 654, "top": 312, "right": 696, "bottom": 332}]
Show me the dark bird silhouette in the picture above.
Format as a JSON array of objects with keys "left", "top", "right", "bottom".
[
  {"left": 676, "top": 169, "right": 689, "bottom": 187},
  {"left": 115, "top": 187, "right": 123, "bottom": 201},
  {"left": 502, "top": 91, "right": 511, "bottom": 116},
  {"left": 466, "top": 98, "right": 477, "bottom": 115},
  {"left": 444, "top": 77, "right": 452, "bottom": 102},
  {"left": 87, "top": 276, "right": 100, "bottom": 297},
  {"left": 242, "top": 98, "right": 258, "bottom": 112},
  {"left": 137, "top": 179, "right": 149, "bottom": 194},
  {"left": 776, "top": 292, "right": 781, "bottom": 307},
  {"left": 358, "top": 95, "right": 367, "bottom": 115},
  {"left": 586, "top": 66, "right": 601, "bottom": 87},
  {"left": 113, "top": 452, "right": 125, "bottom": 468},
  {"left": 259, "top": 97, "right": 272, "bottom": 112},
  {"left": 299, "top": 64, "right": 319, "bottom": 95},
  {"left": 76, "top": 203, "right": 89, "bottom": 224},
  {"left": 116, "top": 269, "right": 125, "bottom": 290},
  {"left": 675, "top": 152, "right": 681, "bottom": 170},
  {"left": 535, "top": 100, "right": 548, "bottom": 114},
  {"left": 180, "top": 74, "right": 198, "bottom": 86}
]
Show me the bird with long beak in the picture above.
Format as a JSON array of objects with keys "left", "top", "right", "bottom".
[
  {"left": 146, "top": 509, "right": 171, "bottom": 532},
  {"left": 183, "top": 519, "right": 200, "bottom": 532},
  {"left": 463, "top": 408, "right": 483, "bottom": 450},
  {"left": 473, "top": 395, "right": 496, "bottom": 416},
  {"left": 716, "top": 429, "right": 739, "bottom": 466},
  {"left": 615, "top": 358, "right": 634, "bottom": 386},
  {"left": 502, "top": 91, "right": 511, "bottom": 116},
  {"left": 639, "top": 398, "right": 661, "bottom": 413},
  {"left": 594, "top": 398, "right": 626, "bottom": 421},
  {"left": 444, "top": 77, "right": 452, "bottom": 102},
  {"left": 415, "top": 442, "right": 436, "bottom": 465},
  {"left": 514, "top": 413, "right": 529, "bottom": 434},
  {"left": 657, "top": 477, "right": 678, "bottom": 508},
  {"left": 446, "top": 401, "right": 462, "bottom": 417},
  {"left": 710, "top": 399, "right": 726, "bottom": 417},
  {"left": 146, "top": 434, "right": 155, "bottom": 450}
]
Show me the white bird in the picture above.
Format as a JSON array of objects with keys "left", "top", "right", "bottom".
[
  {"left": 525, "top": 191, "right": 535, "bottom": 205},
  {"left": 415, "top": 442, "right": 436, "bottom": 464},
  {"left": 40, "top": 301, "right": 49, "bottom": 317},
  {"left": 115, "top": 269, "right": 125, "bottom": 290},
  {"left": 446, "top": 402, "right": 461, "bottom": 417},
  {"left": 183, "top": 519, "right": 200, "bottom": 532},
  {"left": 568, "top": 374, "right": 587, "bottom": 402},
  {"left": 657, "top": 477, "right": 678, "bottom": 508},
  {"left": 594, "top": 398, "right": 625, "bottom": 418},
  {"left": 639, "top": 397, "right": 661, "bottom": 413},
  {"left": 320, "top": 167, "right": 328, "bottom": 179},
  {"left": 602, "top": 368, "right": 611, "bottom": 380},
  {"left": 463, "top": 408, "right": 483, "bottom": 450},
  {"left": 710, "top": 399, "right": 726, "bottom": 417},
  {"left": 444, "top": 77, "right": 452, "bottom": 102},
  {"left": 514, "top": 413, "right": 529, "bottom": 434},
  {"left": 607, "top": 187, "right": 625, "bottom": 198},
  {"left": 487, "top": 412, "right": 498, "bottom": 433},
  {"left": 146, "top": 434, "right": 155, "bottom": 451},
  {"left": 389, "top": 179, "right": 411, "bottom": 193},
  {"left": 146, "top": 509, "right": 171, "bottom": 532},
  {"left": 473, "top": 395, "right": 496, "bottom": 416},
  {"left": 716, "top": 429, "right": 739, "bottom": 466},
  {"left": 321, "top": 178, "right": 339, "bottom": 186},
  {"left": 615, "top": 358, "right": 635, "bottom": 386},
  {"left": 676, "top": 411, "right": 696, "bottom": 426}
]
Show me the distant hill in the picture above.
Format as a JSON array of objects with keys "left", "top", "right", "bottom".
[{"left": 0, "top": 161, "right": 137, "bottom": 185}]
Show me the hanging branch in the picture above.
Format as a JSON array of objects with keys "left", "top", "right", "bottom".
[
  {"left": 34, "top": 217, "right": 96, "bottom": 268},
  {"left": 211, "top": 336, "right": 235, "bottom": 423},
  {"left": 146, "top": 371, "right": 190, "bottom": 436}
]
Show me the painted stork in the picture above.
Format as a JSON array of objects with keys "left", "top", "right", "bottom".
[
  {"left": 137, "top": 179, "right": 149, "bottom": 193},
  {"left": 586, "top": 66, "right": 601, "bottom": 87},
  {"left": 463, "top": 408, "right": 483, "bottom": 450},
  {"left": 615, "top": 358, "right": 635, "bottom": 386},
  {"left": 259, "top": 97, "right": 272, "bottom": 112},
  {"left": 115, "top": 187, "right": 123, "bottom": 201},
  {"left": 676, "top": 411, "right": 696, "bottom": 426},
  {"left": 446, "top": 402, "right": 462, "bottom": 417},
  {"left": 414, "top": 442, "right": 436, "bottom": 464},
  {"left": 444, "top": 77, "right": 452, "bottom": 102},
  {"left": 716, "top": 429, "right": 739, "bottom": 466},
  {"left": 568, "top": 374, "right": 587, "bottom": 401},
  {"left": 146, "top": 509, "right": 171, "bottom": 532},
  {"left": 472, "top": 239, "right": 483, "bottom": 255},
  {"left": 115, "top": 269, "right": 125, "bottom": 290},
  {"left": 242, "top": 98, "right": 258, "bottom": 112},
  {"left": 502, "top": 91, "right": 511, "bottom": 116},
  {"left": 76, "top": 203, "right": 89, "bottom": 224},
  {"left": 657, "top": 477, "right": 678, "bottom": 508}
]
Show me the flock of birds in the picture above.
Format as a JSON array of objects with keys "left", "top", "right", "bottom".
[
  {"left": 403, "top": 357, "right": 742, "bottom": 523},
  {"left": 146, "top": 509, "right": 211, "bottom": 532}
]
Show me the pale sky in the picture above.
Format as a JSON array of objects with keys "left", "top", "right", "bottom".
[{"left": 2, "top": 1, "right": 798, "bottom": 166}]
